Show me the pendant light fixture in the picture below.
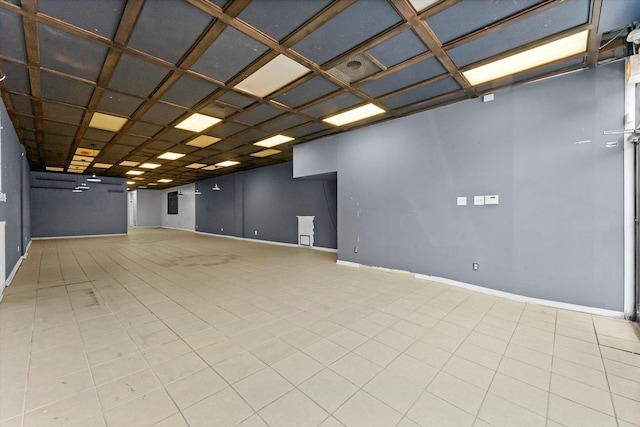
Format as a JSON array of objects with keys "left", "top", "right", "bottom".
[
  {"left": 72, "top": 165, "right": 83, "bottom": 192},
  {"left": 78, "top": 160, "right": 90, "bottom": 190},
  {"left": 87, "top": 144, "right": 101, "bottom": 182},
  {"left": 194, "top": 171, "right": 202, "bottom": 195},
  {"left": 212, "top": 167, "right": 221, "bottom": 191}
]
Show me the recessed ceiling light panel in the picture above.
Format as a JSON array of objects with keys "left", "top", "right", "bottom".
[
  {"left": 126, "top": 170, "right": 145, "bottom": 175},
  {"left": 157, "top": 179, "right": 173, "bottom": 183},
  {"left": 462, "top": 30, "right": 589, "bottom": 86},
  {"left": 234, "top": 54, "right": 311, "bottom": 98},
  {"left": 215, "top": 160, "right": 240, "bottom": 167},
  {"left": 254, "top": 134, "right": 294, "bottom": 148},
  {"left": 46, "top": 166, "right": 64, "bottom": 172},
  {"left": 157, "top": 152, "right": 186, "bottom": 160},
  {"left": 185, "top": 135, "right": 222, "bottom": 148},
  {"left": 140, "top": 163, "right": 161, "bottom": 169},
  {"left": 175, "top": 113, "right": 221, "bottom": 132},
  {"left": 89, "top": 112, "right": 128, "bottom": 132},
  {"left": 120, "top": 161, "right": 140, "bottom": 167},
  {"left": 93, "top": 163, "right": 113, "bottom": 169},
  {"left": 323, "top": 103, "right": 386, "bottom": 126},
  {"left": 186, "top": 163, "right": 206, "bottom": 169},
  {"left": 251, "top": 149, "right": 282, "bottom": 158}
]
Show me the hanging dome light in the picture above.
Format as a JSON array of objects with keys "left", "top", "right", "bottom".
[
  {"left": 87, "top": 173, "right": 101, "bottom": 183},
  {"left": 195, "top": 189, "right": 202, "bottom": 195},
  {"left": 212, "top": 184, "right": 220, "bottom": 191}
]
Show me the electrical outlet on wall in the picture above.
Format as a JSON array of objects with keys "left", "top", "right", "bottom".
[
  {"left": 254, "top": 230, "right": 258, "bottom": 236},
  {"left": 473, "top": 262, "right": 479, "bottom": 270}
]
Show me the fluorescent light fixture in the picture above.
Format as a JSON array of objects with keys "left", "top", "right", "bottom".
[
  {"left": 462, "top": 30, "right": 589, "bottom": 86},
  {"left": 72, "top": 155, "right": 94, "bottom": 162},
  {"left": 157, "top": 179, "right": 173, "bottom": 183},
  {"left": 202, "top": 165, "right": 221, "bottom": 171},
  {"left": 186, "top": 163, "right": 206, "bottom": 169},
  {"left": 140, "top": 163, "right": 161, "bottom": 169},
  {"left": 186, "top": 135, "right": 221, "bottom": 148},
  {"left": 46, "top": 166, "right": 64, "bottom": 172},
  {"left": 157, "top": 152, "right": 185, "bottom": 160},
  {"left": 89, "top": 112, "right": 127, "bottom": 132},
  {"left": 147, "top": 183, "right": 158, "bottom": 186},
  {"left": 127, "top": 181, "right": 134, "bottom": 185},
  {"left": 323, "top": 103, "right": 386, "bottom": 126},
  {"left": 132, "top": 177, "right": 145, "bottom": 181},
  {"left": 72, "top": 187, "right": 83, "bottom": 193},
  {"left": 234, "top": 54, "right": 311, "bottom": 98},
  {"left": 254, "top": 134, "right": 294, "bottom": 148},
  {"left": 175, "top": 113, "right": 221, "bottom": 132},
  {"left": 120, "top": 161, "right": 140, "bottom": 167},
  {"left": 251, "top": 149, "right": 282, "bottom": 158},
  {"left": 215, "top": 160, "right": 240, "bottom": 167},
  {"left": 93, "top": 163, "right": 113, "bottom": 169},
  {"left": 126, "top": 170, "right": 145, "bottom": 175}
]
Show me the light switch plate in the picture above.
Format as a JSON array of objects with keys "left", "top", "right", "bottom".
[
  {"left": 457, "top": 197, "right": 467, "bottom": 206},
  {"left": 474, "top": 196, "right": 485, "bottom": 206},
  {"left": 485, "top": 195, "right": 499, "bottom": 205}
]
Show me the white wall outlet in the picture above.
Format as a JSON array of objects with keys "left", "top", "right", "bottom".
[
  {"left": 474, "top": 196, "right": 485, "bottom": 205},
  {"left": 254, "top": 230, "right": 258, "bottom": 236},
  {"left": 482, "top": 93, "right": 494, "bottom": 102},
  {"left": 485, "top": 195, "right": 499, "bottom": 205},
  {"left": 457, "top": 197, "right": 467, "bottom": 206},
  {"left": 221, "top": 228, "right": 224, "bottom": 232}
]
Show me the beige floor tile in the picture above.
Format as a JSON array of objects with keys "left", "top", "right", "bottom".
[
  {"left": 443, "top": 355, "right": 495, "bottom": 390},
  {"left": 497, "top": 356, "right": 550, "bottom": 391},
  {"left": 91, "top": 352, "right": 148, "bottom": 386},
  {"left": 0, "top": 415, "right": 23, "bottom": 427},
  {"left": 504, "top": 342, "right": 552, "bottom": 371},
  {"left": 233, "top": 367, "right": 293, "bottom": 411},
  {"left": 604, "top": 358, "right": 640, "bottom": 382},
  {"left": 182, "top": 387, "right": 254, "bottom": 426},
  {"left": 103, "top": 388, "right": 178, "bottom": 427},
  {"left": 141, "top": 339, "right": 192, "bottom": 366},
  {"left": 404, "top": 340, "right": 453, "bottom": 369},
  {"left": 165, "top": 367, "right": 227, "bottom": 410},
  {"left": 299, "top": 368, "right": 358, "bottom": 413},
  {"left": 327, "top": 328, "right": 368, "bottom": 350},
  {"left": 96, "top": 368, "right": 161, "bottom": 410},
  {"left": 374, "top": 328, "right": 415, "bottom": 351},
  {"left": 464, "top": 331, "right": 508, "bottom": 355},
  {"left": 455, "top": 342, "right": 502, "bottom": 370},
  {"left": 25, "top": 368, "right": 94, "bottom": 412},
  {"left": 85, "top": 338, "right": 138, "bottom": 366},
  {"left": 302, "top": 338, "right": 349, "bottom": 366},
  {"left": 607, "top": 373, "right": 640, "bottom": 402},
  {"left": 552, "top": 357, "right": 608, "bottom": 389},
  {"left": 272, "top": 351, "right": 323, "bottom": 385},
  {"left": 152, "top": 351, "right": 207, "bottom": 384},
  {"left": 196, "top": 338, "right": 244, "bottom": 366},
  {"left": 553, "top": 344, "right": 604, "bottom": 371},
  {"left": 279, "top": 327, "right": 322, "bottom": 349},
  {"left": 213, "top": 351, "right": 267, "bottom": 384},
  {"left": 427, "top": 371, "right": 486, "bottom": 416},
  {"left": 612, "top": 394, "right": 640, "bottom": 425},
  {"left": 249, "top": 338, "right": 298, "bottom": 365},
  {"left": 318, "top": 416, "right": 345, "bottom": 427},
  {"left": 478, "top": 393, "right": 546, "bottom": 427},
  {"left": 329, "top": 352, "right": 382, "bottom": 387},
  {"left": 489, "top": 373, "right": 548, "bottom": 416},
  {"left": 152, "top": 412, "right": 189, "bottom": 427},
  {"left": 23, "top": 389, "right": 101, "bottom": 427},
  {"left": 385, "top": 353, "right": 439, "bottom": 388},
  {"left": 600, "top": 346, "right": 640, "bottom": 367},
  {"left": 548, "top": 394, "right": 617, "bottom": 427},
  {"left": 353, "top": 339, "right": 400, "bottom": 367},
  {"left": 406, "top": 392, "right": 475, "bottom": 427},
  {"left": 259, "top": 389, "right": 328, "bottom": 427},
  {"left": 0, "top": 387, "right": 24, "bottom": 421},
  {"left": 333, "top": 390, "right": 402, "bottom": 427},
  {"left": 363, "top": 369, "right": 424, "bottom": 413},
  {"left": 550, "top": 373, "right": 615, "bottom": 415}
]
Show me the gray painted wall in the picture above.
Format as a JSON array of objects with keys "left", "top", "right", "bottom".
[
  {"left": 134, "top": 189, "right": 162, "bottom": 226},
  {"left": 161, "top": 184, "right": 196, "bottom": 231},
  {"left": 196, "top": 162, "right": 337, "bottom": 249},
  {"left": 31, "top": 171, "right": 127, "bottom": 237},
  {"left": 294, "top": 62, "right": 625, "bottom": 311},
  {"left": 0, "top": 99, "right": 31, "bottom": 283}
]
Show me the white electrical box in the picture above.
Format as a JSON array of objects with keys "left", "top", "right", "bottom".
[
  {"left": 457, "top": 197, "right": 467, "bottom": 206},
  {"left": 474, "top": 196, "right": 485, "bottom": 206},
  {"left": 485, "top": 195, "right": 499, "bottom": 205}
]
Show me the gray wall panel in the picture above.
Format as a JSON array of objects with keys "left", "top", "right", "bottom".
[
  {"left": 294, "top": 62, "right": 625, "bottom": 311},
  {"left": 135, "top": 189, "right": 162, "bottom": 226},
  {"left": 0, "top": 98, "right": 30, "bottom": 282},
  {"left": 196, "top": 162, "right": 337, "bottom": 249},
  {"left": 30, "top": 171, "right": 127, "bottom": 237}
]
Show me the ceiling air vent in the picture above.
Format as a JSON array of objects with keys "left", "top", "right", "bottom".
[{"left": 328, "top": 54, "right": 382, "bottom": 84}]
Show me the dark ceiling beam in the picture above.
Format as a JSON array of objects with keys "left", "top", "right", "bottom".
[
  {"left": 390, "top": 0, "right": 478, "bottom": 99},
  {"left": 586, "top": 0, "right": 603, "bottom": 68},
  {"left": 64, "top": 0, "right": 147, "bottom": 169},
  {"left": 20, "top": 0, "right": 44, "bottom": 168}
]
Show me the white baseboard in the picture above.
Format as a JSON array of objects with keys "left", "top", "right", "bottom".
[
  {"left": 337, "top": 260, "right": 361, "bottom": 268},
  {"left": 32, "top": 233, "right": 127, "bottom": 240},
  {"left": 414, "top": 273, "right": 625, "bottom": 318},
  {"left": 194, "top": 231, "right": 337, "bottom": 252},
  {"left": 160, "top": 226, "right": 196, "bottom": 232}
]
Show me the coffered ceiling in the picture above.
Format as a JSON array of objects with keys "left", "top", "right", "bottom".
[{"left": 0, "top": 0, "right": 637, "bottom": 189}]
